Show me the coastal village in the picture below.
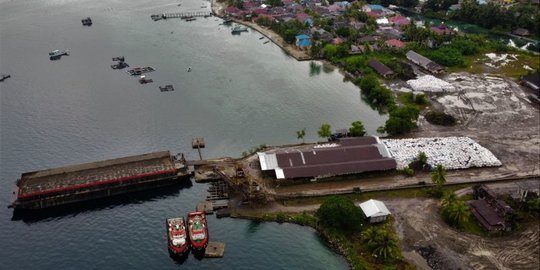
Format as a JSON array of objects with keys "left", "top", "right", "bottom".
[{"left": 4, "top": 0, "right": 540, "bottom": 269}]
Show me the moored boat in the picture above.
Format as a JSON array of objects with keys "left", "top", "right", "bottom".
[
  {"left": 231, "top": 25, "right": 248, "bottom": 34},
  {"left": 167, "top": 217, "right": 189, "bottom": 255},
  {"left": 49, "top": 49, "right": 70, "bottom": 57},
  {"left": 187, "top": 211, "right": 208, "bottom": 251},
  {"left": 127, "top": 66, "right": 155, "bottom": 76}
]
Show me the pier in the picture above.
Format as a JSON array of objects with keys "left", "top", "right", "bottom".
[{"left": 151, "top": 12, "right": 212, "bottom": 21}]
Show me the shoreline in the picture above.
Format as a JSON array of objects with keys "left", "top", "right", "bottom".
[{"left": 211, "top": 0, "right": 312, "bottom": 61}]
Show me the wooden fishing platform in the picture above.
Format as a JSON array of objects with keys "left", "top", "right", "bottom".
[
  {"left": 205, "top": 242, "right": 225, "bottom": 258},
  {"left": 150, "top": 12, "right": 212, "bottom": 21}
]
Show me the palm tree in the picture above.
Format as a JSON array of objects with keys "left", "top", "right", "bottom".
[
  {"left": 431, "top": 164, "right": 447, "bottom": 186},
  {"left": 417, "top": 151, "right": 428, "bottom": 165},
  {"left": 362, "top": 227, "right": 379, "bottom": 247},
  {"left": 441, "top": 191, "right": 457, "bottom": 208},
  {"left": 371, "top": 230, "right": 398, "bottom": 260},
  {"left": 296, "top": 128, "right": 306, "bottom": 144},
  {"left": 446, "top": 201, "right": 469, "bottom": 226}
]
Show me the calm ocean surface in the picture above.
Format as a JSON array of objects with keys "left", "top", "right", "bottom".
[{"left": 0, "top": 0, "right": 385, "bottom": 269}]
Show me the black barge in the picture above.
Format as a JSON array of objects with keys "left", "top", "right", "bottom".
[{"left": 9, "top": 151, "right": 189, "bottom": 210}]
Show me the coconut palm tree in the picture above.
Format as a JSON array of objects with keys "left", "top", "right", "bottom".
[
  {"left": 296, "top": 128, "right": 306, "bottom": 144},
  {"left": 441, "top": 191, "right": 457, "bottom": 208},
  {"left": 417, "top": 151, "right": 428, "bottom": 165},
  {"left": 362, "top": 227, "right": 379, "bottom": 247},
  {"left": 371, "top": 230, "right": 398, "bottom": 260},
  {"left": 444, "top": 200, "right": 469, "bottom": 227},
  {"left": 431, "top": 164, "right": 447, "bottom": 186}
]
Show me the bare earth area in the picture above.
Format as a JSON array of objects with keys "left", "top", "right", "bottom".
[{"left": 387, "top": 198, "right": 539, "bottom": 270}]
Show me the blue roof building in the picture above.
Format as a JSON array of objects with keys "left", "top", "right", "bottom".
[
  {"left": 369, "top": 4, "right": 384, "bottom": 10},
  {"left": 295, "top": 34, "right": 312, "bottom": 48}
]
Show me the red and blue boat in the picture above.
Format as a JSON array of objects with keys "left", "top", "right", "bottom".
[
  {"left": 166, "top": 217, "right": 189, "bottom": 255},
  {"left": 187, "top": 211, "right": 208, "bottom": 251}
]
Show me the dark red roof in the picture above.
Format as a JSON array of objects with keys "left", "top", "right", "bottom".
[{"left": 274, "top": 136, "right": 396, "bottom": 179}]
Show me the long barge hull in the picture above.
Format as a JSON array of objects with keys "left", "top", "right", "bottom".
[
  {"left": 9, "top": 172, "right": 187, "bottom": 210},
  {"left": 9, "top": 151, "right": 188, "bottom": 210}
]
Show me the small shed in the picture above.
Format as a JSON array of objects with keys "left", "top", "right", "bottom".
[
  {"left": 368, "top": 59, "right": 394, "bottom": 78},
  {"left": 359, "top": 199, "right": 391, "bottom": 223}
]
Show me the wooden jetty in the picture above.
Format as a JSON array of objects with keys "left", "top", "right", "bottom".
[
  {"left": 151, "top": 12, "right": 212, "bottom": 21},
  {"left": 205, "top": 242, "right": 225, "bottom": 258}
]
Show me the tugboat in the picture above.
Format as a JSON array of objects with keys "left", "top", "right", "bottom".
[
  {"left": 166, "top": 217, "right": 189, "bottom": 256},
  {"left": 187, "top": 211, "right": 208, "bottom": 252}
]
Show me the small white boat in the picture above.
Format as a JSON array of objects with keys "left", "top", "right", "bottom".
[{"left": 49, "top": 49, "right": 70, "bottom": 57}]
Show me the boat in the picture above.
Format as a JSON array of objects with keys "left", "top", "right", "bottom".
[
  {"left": 111, "top": 61, "right": 129, "bottom": 69},
  {"left": 259, "top": 36, "right": 264, "bottom": 40},
  {"left": 112, "top": 56, "right": 125, "bottom": 62},
  {"left": 0, "top": 74, "right": 10, "bottom": 82},
  {"left": 231, "top": 25, "right": 248, "bottom": 34},
  {"left": 138, "top": 75, "right": 153, "bottom": 84},
  {"left": 184, "top": 17, "right": 196, "bottom": 22},
  {"left": 127, "top": 66, "right": 155, "bottom": 76},
  {"left": 166, "top": 217, "right": 189, "bottom": 255},
  {"left": 223, "top": 18, "right": 233, "bottom": 25},
  {"left": 187, "top": 211, "right": 208, "bottom": 251},
  {"left": 159, "top": 85, "right": 175, "bottom": 92},
  {"left": 263, "top": 41, "right": 270, "bottom": 44},
  {"left": 49, "top": 49, "right": 69, "bottom": 58},
  {"left": 81, "top": 17, "right": 92, "bottom": 26}
]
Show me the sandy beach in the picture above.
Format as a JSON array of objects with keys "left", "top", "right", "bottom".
[{"left": 211, "top": 0, "right": 312, "bottom": 61}]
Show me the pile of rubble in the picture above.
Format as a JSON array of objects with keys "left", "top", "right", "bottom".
[
  {"left": 382, "top": 137, "right": 502, "bottom": 170},
  {"left": 407, "top": 75, "right": 456, "bottom": 93}
]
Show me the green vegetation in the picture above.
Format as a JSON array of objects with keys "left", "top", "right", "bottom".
[
  {"left": 431, "top": 164, "right": 447, "bottom": 186},
  {"left": 296, "top": 128, "right": 306, "bottom": 143},
  {"left": 256, "top": 17, "right": 308, "bottom": 44},
  {"left": 318, "top": 123, "right": 332, "bottom": 139},
  {"left": 362, "top": 227, "right": 400, "bottom": 261},
  {"left": 349, "top": 121, "right": 367, "bottom": 137},
  {"left": 449, "top": 0, "right": 540, "bottom": 38},
  {"left": 425, "top": 110, "right": 456, "bottom": 126},
  {"left": 241, "top": 144, "right": 267, "bottom": 157},
  {"left": 382, "top": 105, "right": 420, "bottom": 136},
  {"left": 316, "top": 196, "right": 363, "bottom": 232}
]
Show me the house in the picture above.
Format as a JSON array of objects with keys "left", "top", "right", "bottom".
[
  {"left": 385, "top": 39, "right": 405, "bottom": 49},
  {"left": 359, "top": 199, "right": 391, "bottom": 223},
  {"left": 431, "top": 23, "right": 454, "bottom": 35},
  {"left": 376, "top": 17, "right": 390, "bottom": 26},
  {"left": 388, "top": 15, "right": 410, "bottom": 26},
  {"left": 328, "top": 4, "right": 342, "bottom": 13},
  {"left": 520, "top": 72, "right": 540, "bottom": 94},
  {"left": 349, "top": 44, "right": 365, "bottom": 55},
  {"left": 362, "top": 4, "right": 384, "bottom": 13},
  {"left": 311, "top": 28, "right": 333, "bottom": 42},
  {"left": 332, "top": 37, "right": 344, "bottom": 45},
  {"left": 467, "top": 185, "right": 515, "bottom": 231},
  {"left": 406, "top": 50, "right": 445, "bottom": 74},
  {"left": 350, "top": 21, "right": 366, "bottom": 30},
  {"left": 296, "top": 12, "right": 314, "bottom": 26},
  {"left": 357, "top": 35, "right": 379, "bottom": 44},
  {"left": 225, "top": 6, "right": 242, "bottom": 17},
  {"left": 512, "top": 28, "right": 530, "bottom": 37},
  {"left": 295, "top": 34, "right": 312, "bottom": 48},
  {"left": 368, "top": 59, "right": 394, "bottom": 77}
]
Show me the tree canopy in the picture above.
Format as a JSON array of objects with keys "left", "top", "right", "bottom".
[
  {"left": 318, "top": 123, "right": 332, "bottom": 139},
  {"left": 296, "top": 128, "right": 306, "bottom": 143},
  {"left": 316, "top": 196, "right": 363, "bottom": 232},
  {"left": 349, "top": 121, "right": 367, "bottom": 137}
]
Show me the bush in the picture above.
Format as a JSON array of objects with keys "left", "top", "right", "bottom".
[
  {"left": 276, "top": 212, "right": 287, "bottom": 223},
  {"left": 316, "top": 196, "right": 363, "bottom": 232},
  {"left": 425, "top": 111, "right": 456, "bottom": 126},
  {"left": 403, "top": 166, "right": 415, "bottom": 176}
]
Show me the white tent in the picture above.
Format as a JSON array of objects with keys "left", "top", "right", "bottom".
[{"left": 359, "top": 199, "right": 391, "bottom": 223}]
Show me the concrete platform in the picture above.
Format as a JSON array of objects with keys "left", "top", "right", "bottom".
[
  {"left": 196, "top": 201, "right": 213, "bottom": 214},
  {"left": 205, "top": 242, "right": 225, "bottom": 258}
]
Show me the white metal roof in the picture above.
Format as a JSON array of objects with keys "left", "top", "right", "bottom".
[
  {"left": 257, "top": 152, "right": 278, "bottom": 171},
  {"left": 359, "top": 199, "right": 391, "bottom": 218}
]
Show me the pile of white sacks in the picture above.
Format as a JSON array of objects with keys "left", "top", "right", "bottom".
[
  {"left": 407, "top": 75, "right": 456, "bottom": 93},
  {"left": 382, "top": 137, "right": 502, "bottom": 170}
]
